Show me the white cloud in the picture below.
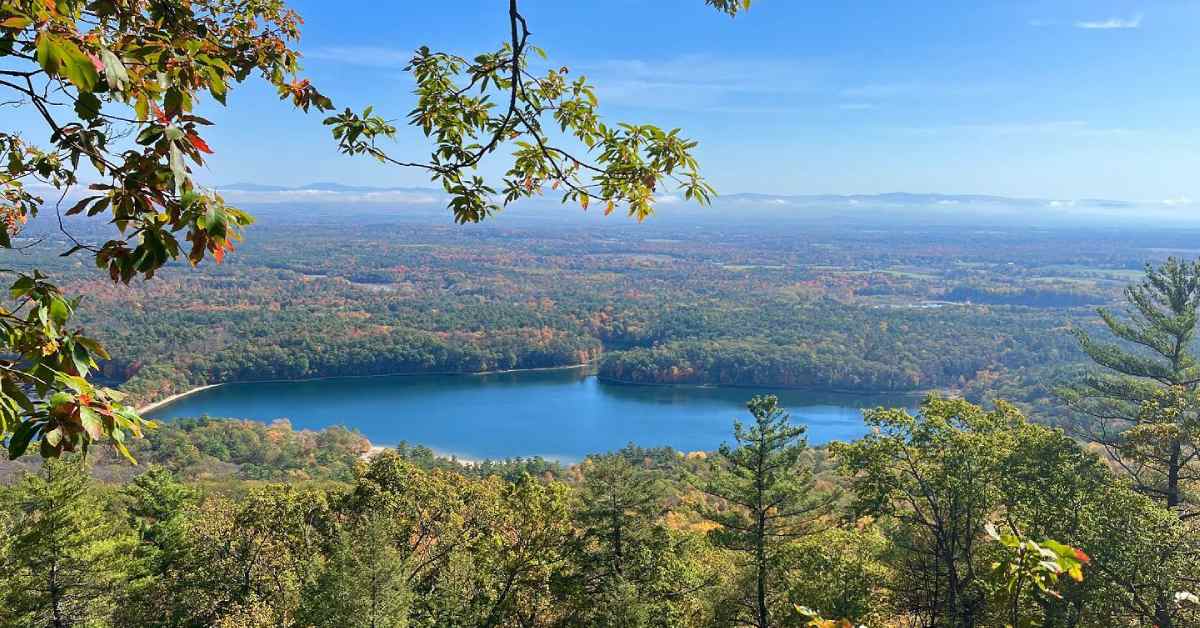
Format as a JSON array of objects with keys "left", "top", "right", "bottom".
[
  {"left": 582, "top": 54, "right": 828, "bottom": 112},
  {"left": 1074, "top": 15, "right": 1142, "bottom": 29},
  {"left": 840, "top": 83, "right": 918, "bottom": 99},
  {"left": 305, "top": 46, "right": 415, "bottom": 67},
  {"left": 899, "top": 120, "right": 1137, "bottom": 138}
]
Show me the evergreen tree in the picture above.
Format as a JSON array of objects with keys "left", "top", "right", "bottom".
[
  {"left": 1, "top": 458, "right": 133, "bottom": 627},
  {"left": 0, "top": 501, "right": 15, "bottom": 627},
  {"left": 1063, "top": 257, "right": 1200, "bottom": 516},
  {"left": 698, "top": 395, "right": 832, "bottom": 628},
  {"left": 568, "top": 453, "right": 675, "bottom": 626},
  {"left": 576, "top": 453, "right": 665, "bottom": 581},
  {"left": 302, "top": 516, "right": 411, "bottom": 628},
  {"left": 114, "top": 467, "right": 198, "bottom": 628}
]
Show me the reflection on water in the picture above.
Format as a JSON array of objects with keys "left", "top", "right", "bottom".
[{"left": 151, "top": 369, "right": 919, "bottom": 462}]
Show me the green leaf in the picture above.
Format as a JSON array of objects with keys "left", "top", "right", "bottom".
[
  {"left": 99, "top": 48, "right": 129, "bottom": 90},
  {"left": 74, "top": 92, "right": 102, "bottom": 119},
  {"left": 1, "top": 378, "right": 33, "bottom": 413},
  {"left": 35, "top": 32, "right": 99, "bottom": 92},
  {"left": 40, "top": 437, "right": 60, "bottom": 458},
  {"left": 7, "top": 420, "right": 37, "bottom": 459},
  {"left": 75, "top": 336, "right": 110, "bottom": 360},
  {"left": 134, "top": 94, "right": 149, "bottom": 120},
  {"left": 164, "top": 87, "right": 184, "bottom": 115},
  {"left": 9, "top": 275, "right": 34, "bottom": 298},
  {"left": 35, "top": 31, "right": 56, "bottom": 74},
  {"left": 113, "top": 433, "right": 136, "bottom": 464},
  {"left": 48, "top": 391, "right": 74, "bottom": 408},
  {"left": 79, "top": 407, "right": 103, "bottom": 440},
  {"left": 49, "top": 296, "right": 70, "bottom": 325}
]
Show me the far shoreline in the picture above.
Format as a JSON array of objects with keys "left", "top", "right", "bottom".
[
  {"left": 137, "top": 362, "right": 595, "bottom": 415},
  {"left": 137, "top": 361, "right": 930, "bottom": 417},
  {"left": 593, "top": 374, "right": 932, "bottom": 398}
]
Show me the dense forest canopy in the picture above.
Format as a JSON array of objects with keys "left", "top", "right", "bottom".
[
  {"left": 2, "top": 386, "right": 1198, "bottom": 627},
  {"left": 17, "top": 211, "right": 1162, "bottom": 419}
]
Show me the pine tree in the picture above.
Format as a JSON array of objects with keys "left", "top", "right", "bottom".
[
  {"left": 2, "top": 458, "right": 133, "bottom": 627},
  {"left": 114, "top": 467, "right": 198, "bottom": 627},
  {"left": 1064, "top": 257, "right": 1200, "bottom": 516},
  {"left": 697, "top": 395, "right": 833, "bottom": 628},
  {"left": 302, "top": 516, "right": 411, "bottom": 628},
  {"left": 576, "top": 453, "right": 665, "bottom": 581},
  {"left": 569, "top": 453, "right": 673, "bottom": 625}
]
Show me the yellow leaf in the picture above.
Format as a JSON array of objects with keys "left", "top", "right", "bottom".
[
  {"left": 579, "top": 195, "right": 589, "bottom": 210},
  {"left": 114, "top": 439, "right": 137, "bottom": 464}
]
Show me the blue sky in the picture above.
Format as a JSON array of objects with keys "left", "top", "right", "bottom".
[{"left": 27, "top": 1, "right": 1200, "bottom": 200}]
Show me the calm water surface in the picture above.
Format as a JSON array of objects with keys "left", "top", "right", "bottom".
[{"left": 151, "top": 369, "right": 917, "bottom": 462}]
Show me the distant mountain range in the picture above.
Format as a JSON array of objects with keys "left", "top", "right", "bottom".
[{"left": 216, "top": 182, "right": 1188, "bottom": 213}]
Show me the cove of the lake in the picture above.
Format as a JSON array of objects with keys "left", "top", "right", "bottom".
[{"left": 149, "top": 368, "right": 919, "bottom": 462}]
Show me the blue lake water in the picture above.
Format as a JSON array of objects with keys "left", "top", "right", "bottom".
[{"left": 149, "top": 369, "right": 918, "bottom": 462}]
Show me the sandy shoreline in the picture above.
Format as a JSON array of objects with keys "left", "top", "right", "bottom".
[
  {"left": 363, "top": 444, "right": 480, "bottom": 466},
  {"left": 136, "top": 384, "right": 223, "bottom": 415}
]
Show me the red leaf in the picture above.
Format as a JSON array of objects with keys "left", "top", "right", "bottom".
[
  {"left": 1074, "top": 548, "right": 1090, "bottom": 564},
  {"left": 88, "top": 52, "right": 103, "bottom": 72},
  {"left": 187, "top": 132, "right": 214, "bottom": 154},
  {"left": 151, "top": 103, "right": 169, "bottom": 124}
]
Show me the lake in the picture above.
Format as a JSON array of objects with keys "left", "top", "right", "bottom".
[{"left": 149, "top": 368, "right": 918, "bottom": 462}]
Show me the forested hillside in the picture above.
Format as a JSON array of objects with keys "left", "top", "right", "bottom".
[
  {"left": 12, "top": 214, "right": 1171, "bottom": 414},
  {"left": 2, "top": 394, "right": 1196, "bottom": 627}
]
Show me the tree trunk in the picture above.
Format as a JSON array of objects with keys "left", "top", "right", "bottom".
[
  {"left": 756, "top": 435, "right": 769, "bottom": 628},
  {"left": 612, "top": 508, "right": 623, "bottom": 578},
  {"left": 49, "top": 558, "right": 67, "bottom": 628},
  {"left": 943, "top": 541, "right": 975, "bottom": 628},
  {"left": 1167, "top": 439, "right": 1182, "bottom": 511},
  {"left": 1155, "top": 598, "right": 1174, "bottom": 628},
  {"left": 757, "top": 510, "right": 768, "bottom": 628}
]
